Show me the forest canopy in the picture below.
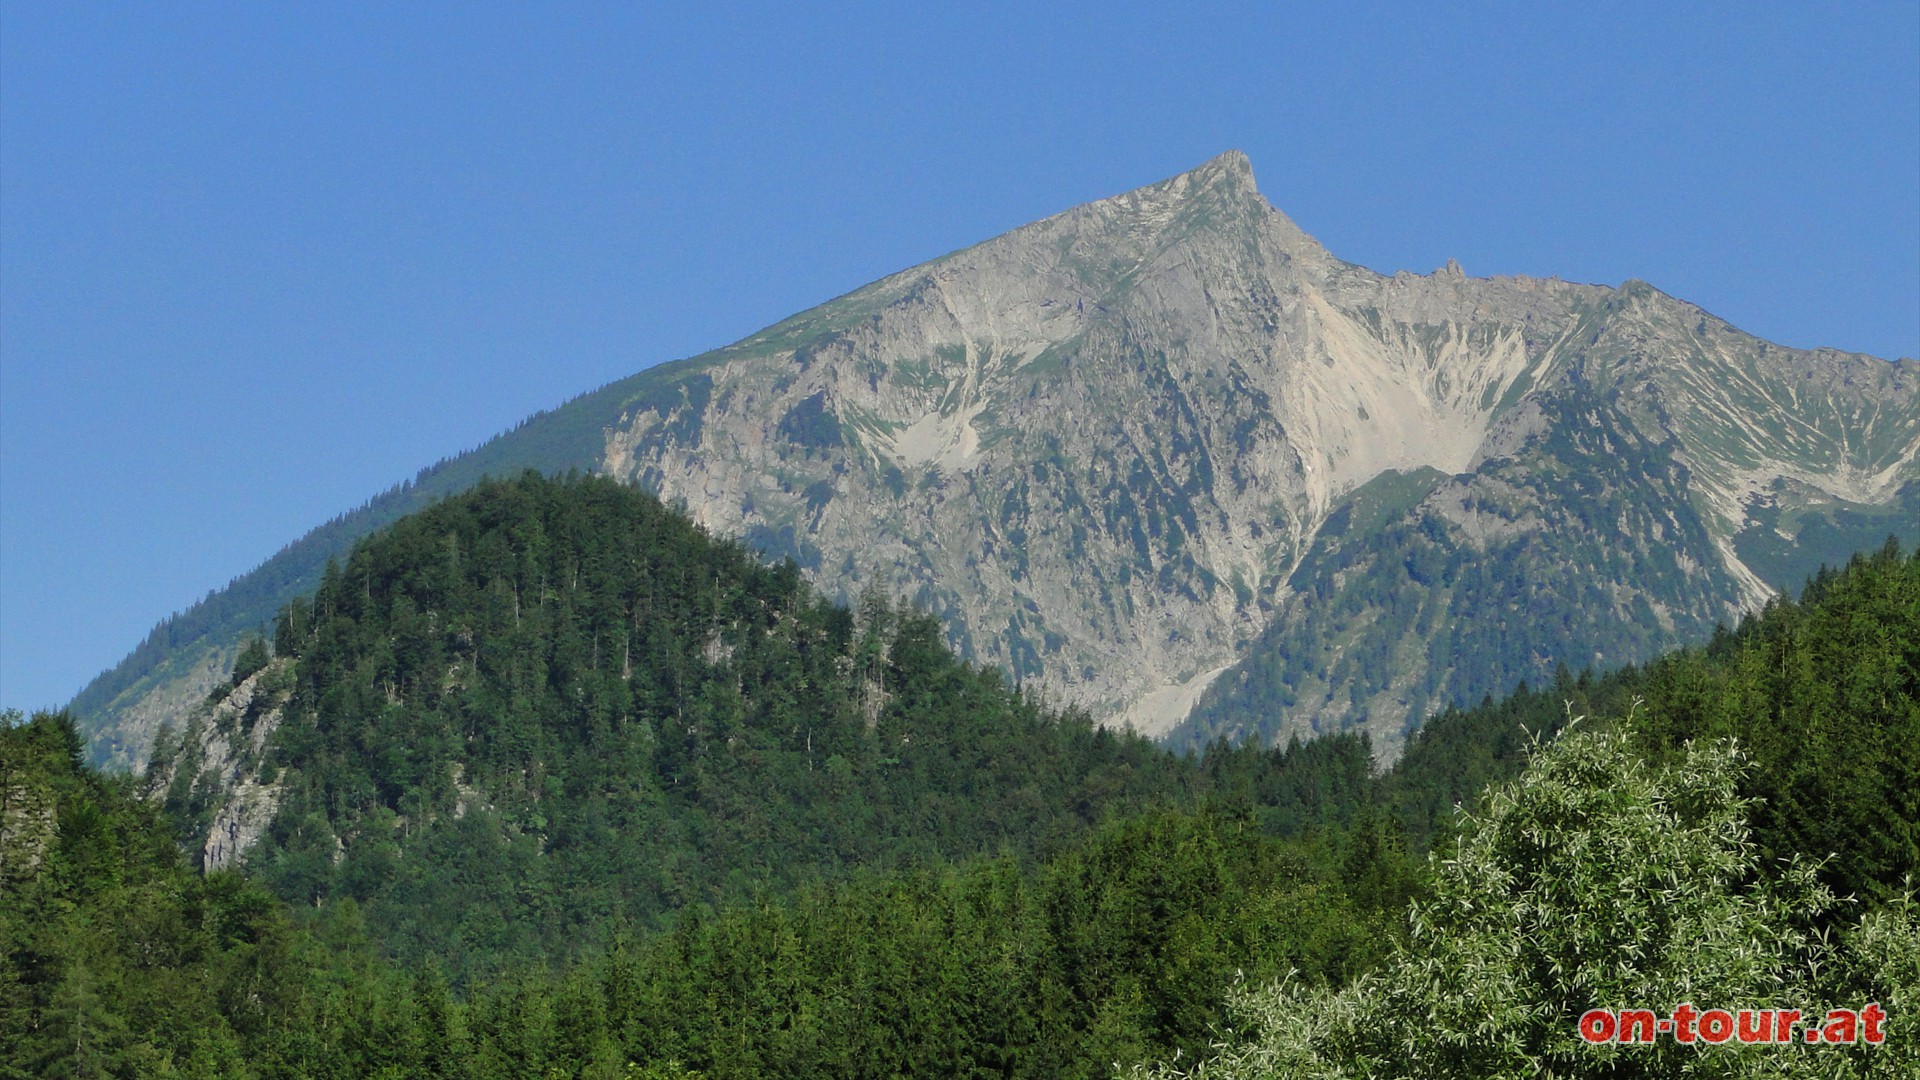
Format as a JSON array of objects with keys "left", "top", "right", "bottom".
[{"left": 5, "top": 472, "right": 1914, "bottom": 1077}]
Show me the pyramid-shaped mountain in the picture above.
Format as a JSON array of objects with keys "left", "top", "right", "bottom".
[{"left": 74, "top": 152, "right": 1920, "bottom": 766}]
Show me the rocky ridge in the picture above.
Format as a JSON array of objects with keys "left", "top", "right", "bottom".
[
  {"left": 71, "top": 151, "right": 1920, "bottom": 765},
  {"left": 141, "top": 661, "right": 289, "bottom": 871}
]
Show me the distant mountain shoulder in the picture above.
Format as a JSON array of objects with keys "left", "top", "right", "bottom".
[{"left": 71, "top": 151, "right": 1920, "bottom": 768}]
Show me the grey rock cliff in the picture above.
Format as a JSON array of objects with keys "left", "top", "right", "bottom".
[
  {"left": 76, "top": 152, "right": 1920, "bottom": 766},
  {"left": 141, "top": 661, "right": 287, "bottom": 870}
]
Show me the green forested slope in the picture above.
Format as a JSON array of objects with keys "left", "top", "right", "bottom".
[
  {"left": 439, "top": 807, "right": 1414, "bottom": 1080},
  {"left": 70, "top": 358, "right": 719, "bottom": 773},
  {"left": 4, "top": 705, "right": 1414, "bottom": 1079},
  {"left": 1, "top": 710, "right": 334, "bottom": 1077},
  {"left": 172, "top": 472, "right": 1203, "bottom": 978},
  {"left": 1382, "top": 536, "right": 1919, "bottom": 905},
  {"left": 1140, "top": 730, "right": 1918, "bottom": 1080},
  {"left": 1626, "top": 537, "right": 1919, "bottom": 905},
  {"left": 16, "top": 468, "right": 1914, "bottom": 1077},
  {"left": 1144, "top": 540, "right": 1920, "bottom": 1079}
]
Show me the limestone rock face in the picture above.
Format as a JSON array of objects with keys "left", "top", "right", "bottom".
[
  {"left": 76, "top": 152, "right": 1920, "bottom": 766},
  {"left": 141, "top": 662, "right": 287, "bottom": 870},
  {"left": 0, "top": 780, "right": 59, "bottom": 886},
  {"left": 607, "top": 154, "right": 1551, "bottom": 732},
  {"left": 594, "top": 151, "right": 1918, "bottom": 753}
]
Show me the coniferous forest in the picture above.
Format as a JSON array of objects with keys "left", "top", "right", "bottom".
[{"left": 4, "top": 473, "right": 1915, "bottom": 1077}]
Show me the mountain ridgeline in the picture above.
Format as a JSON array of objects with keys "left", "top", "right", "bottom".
[{"left": 73, "top": 151, "right": 1920, "bottom": 768}]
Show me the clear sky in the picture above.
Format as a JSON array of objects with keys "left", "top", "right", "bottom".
[{"left": 2, "top": 3, "right": 1916, "bottom": 712}]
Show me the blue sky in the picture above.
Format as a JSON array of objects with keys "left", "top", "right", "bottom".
[{"left": 2, "top": 3, "right": 1916, "bottom": 712}]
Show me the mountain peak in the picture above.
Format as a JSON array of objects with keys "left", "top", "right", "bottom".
[
  {"left": 1157, "top": 149, "right": 1328, "bottom": 261},
  {"left": 1069, "top": 148, "right": 1329, "bottom": 263},
  {"left": 76, "top": 150, "right": 1918, "bottom": 777},
  {"left": 1085, "top": 151, "right": 1262, "bottom": 219},
  {"left": 1190, "top": 148, "right": 1256, "bottom": 189},
  {"left": 1152, "top": 149, "right": 1260, "bottom": 207}
]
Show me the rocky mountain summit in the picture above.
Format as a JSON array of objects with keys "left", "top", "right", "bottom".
[{"left": 72, "top": 152, "right": 1919, "bottom": 767}]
